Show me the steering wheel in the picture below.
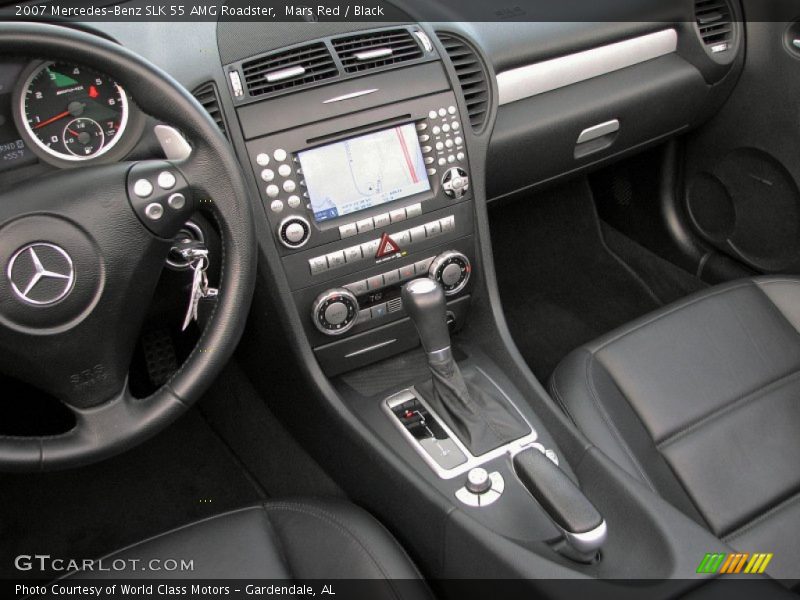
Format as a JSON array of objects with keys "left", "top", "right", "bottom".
[{"left": 0, "top": 23, "right": 256, "bottom": 471}]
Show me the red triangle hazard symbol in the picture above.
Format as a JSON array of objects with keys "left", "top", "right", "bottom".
[{"left": 376, "top": 232, "right": 401, "bottom": 258}]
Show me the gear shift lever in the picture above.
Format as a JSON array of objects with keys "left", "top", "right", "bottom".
[
  {"left": 401, "top": 278, "right": 529, "bottom": 456},
  {"left": 401, "top": 278, "right": 452, "bottom": 358}
]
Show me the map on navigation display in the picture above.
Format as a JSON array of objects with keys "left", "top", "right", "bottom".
[{"left": 298, "top": 123, "right": 431, "bottom": 223}]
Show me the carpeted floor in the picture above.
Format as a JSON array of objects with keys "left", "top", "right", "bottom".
[
  {"left": 489, "top": 178, "right": 705, "bottom": 381},
  {"left": 0, "top": 363, "right": 342, "bottom": 580}
]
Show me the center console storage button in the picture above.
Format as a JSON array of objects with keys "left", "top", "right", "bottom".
[
  {"left": 389, "top": 208, "right": 406, "bottom": 223},
  {"left": 309, "top": 256, "right": 328, "bottom": 275},
  {"left": 339, "top": 222, "right": 357, "bottom": 238},
  {"left": 373, "top": 213, "right": 391, "bottom": 228},
  {"left": 383, "top": 269, "right": 401, "bottom": 286},
  {"left": 344, "top": 246, "right": 362, "bottom": 263},
  {"left": 405, "top": 203, "right": 423, "bottom": 218},
  {"left": 356, "top": 218, "right": 375, "bottom": 233},
  {"left": 345, "top": 279, "right": 368, "bottom": 296},
  {"left": 409, "top": 225, "right": 427, "bottom": 243},
  {"left": 367, "top": 274, "right": 384, "bottom": 290},
  {"left": 326, "top": 250, "right": 346, "bottom": 269}
]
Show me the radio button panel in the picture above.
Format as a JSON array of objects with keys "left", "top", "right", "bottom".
[{"left": 307, "top": 213, "right": 457, "bottom": 275}]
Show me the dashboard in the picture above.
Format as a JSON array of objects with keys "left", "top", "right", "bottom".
[{"left": 0, "top": 2, "right": 747, "bottom": 375}]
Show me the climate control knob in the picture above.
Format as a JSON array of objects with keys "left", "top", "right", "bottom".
[
  {"left": 311, "top": 288, "right": 359, "bottom": 335},
  {"left": 428, "top": 251, "right": 471, "bottom": 296},
  {"left": 278, "top": 216, "right": 311, "bottom": 249}
]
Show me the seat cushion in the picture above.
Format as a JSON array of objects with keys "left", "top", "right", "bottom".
[
  {"left": 68, "top": 498, "right": 431, "bottom": 596},
  {"left": 550, "top": 277, "right": 800, "bottom": 581}
]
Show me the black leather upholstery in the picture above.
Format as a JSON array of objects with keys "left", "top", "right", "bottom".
[
  {"left": 70, "top": 499, "right": 431, "bottom": 596},
  {"left": 550, "top": 277, "right": 800, "bottom": 581}
]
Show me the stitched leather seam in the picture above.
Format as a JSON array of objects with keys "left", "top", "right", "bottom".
[
  {"left": 264, "top": 502, "right": 413, "bottom": 596},
  {"left": 723, "top": 489, "right": 800, "bottom": 543},
  {"left": 584, "top": 351, "right": 658, "bottom": 493},
  {"left": 656, "top": 368, "right": 800, "bottom": 450}
]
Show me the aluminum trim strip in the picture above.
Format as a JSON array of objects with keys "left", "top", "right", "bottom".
[{"left": 496, "top": 29, "right": 678, "bottom": 106}]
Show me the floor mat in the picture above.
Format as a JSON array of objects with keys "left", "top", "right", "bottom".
[
  {"left": 0, "top": 406, "right": 264, "bottom": 580},
  {"left": 489, "top": 179, "right": 702, "bottom": 381}
]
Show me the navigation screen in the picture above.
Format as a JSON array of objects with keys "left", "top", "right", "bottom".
[{"left": 298, "top": 123, "right": 431, "bottom": 223}]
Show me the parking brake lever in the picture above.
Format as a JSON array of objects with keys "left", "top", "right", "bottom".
[{"left": 513, "top": 447, "right": 607, "bottom": 562}]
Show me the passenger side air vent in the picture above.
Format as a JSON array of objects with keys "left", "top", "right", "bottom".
[
  {"left": 241, "top": 42, "right": 338, "bottom": 97},
  {"left": 437, "top": 33, "right": 489, "bottom": 133},
  {"left": 332, "top": 29, "right": 423, "bottom": 73},
  {"left": 192, "top": 82, "right": 227, "bottom": 139},
  {"left": 695, "top": 0, "right": 734, "bottom": 53}
]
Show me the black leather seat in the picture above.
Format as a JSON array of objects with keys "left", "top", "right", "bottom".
[
  {"left": 69, "top": 499, "right": 431, "bottom": 597},
  {"left": 550, "top": 277, "right": 800, "bottom": 582}
]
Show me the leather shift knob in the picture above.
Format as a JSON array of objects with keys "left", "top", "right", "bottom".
[{"left": 401, "top": 278, "right": 451, "bottom": 354}]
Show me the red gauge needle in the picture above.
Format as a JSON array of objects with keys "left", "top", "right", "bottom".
[
  {"left": 33, "top": 110, "right": 71, "bottom": 129},
  {"left": 67, "top": 128, "right": 79, "bottom": 136}
]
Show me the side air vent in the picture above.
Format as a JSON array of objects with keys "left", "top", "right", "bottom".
[
  {"left": 332, "top": 29, "right": 423, "bottom": 73},
  {"left": 242, "top": 42, "right": 338, "bottom": 97},
  {"left": 192, "top": 82, "right": 227, "bottom": 138},
  {"left": 695, "top": 0, "right": 734, "bottom": 53},
  {"left": 437, "top": 33, "right": 489, "bottom": 133}
]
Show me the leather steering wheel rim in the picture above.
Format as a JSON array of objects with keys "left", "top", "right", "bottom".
[{"left": 0, "top": 22, "right": 257, "bottom": 471}]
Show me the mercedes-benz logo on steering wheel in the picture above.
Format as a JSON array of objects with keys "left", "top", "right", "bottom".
[{"left": 7, "top": 243, "right": 75, "bottom": 306}]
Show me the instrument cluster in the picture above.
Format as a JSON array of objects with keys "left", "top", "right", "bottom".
[{"left": 0, "top": 58, "right": 142, "bottom": 172}]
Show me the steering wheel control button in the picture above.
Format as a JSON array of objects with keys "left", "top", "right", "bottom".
[
  {"left": 261, "top": 168, "right": 275, "bottom": 182},
  {"left": 283, "top": 180, "right": 297, "bottom": 193},
  {"left": 128, "top": 162, "right": 193, "bottom": 237},
  {"left": 287, "top": 195, "right": 301, "bottom": 209},
  {"left": 277, "top": 216, "right": 310, "bottom": 249},
  {"left": 270, "top": 199, "right": 284, "bottom": 213},
  {"left": 256, "top": 152, "right": 270, "bottom": 166},
  {"left": 145, "top": 202, "right": 164, "bottom": 220},
  {"left": 278, "top": 164, "right": 292, "bottom": 177},
  {"left": 273, "top": 148, "right": 287, "bottom": 162},
  {"left": 266, "top": 184, "right": 280, "bottom": 198},
  {"left": 133, "top": 178, "right": 153, "bottom": 198},
  {"left": 167, "top": 193, "right": 186, "bottom": 210},
  {"left": 312, "top": 288, "right": 359, "bottom": 335},
  {"left": 157, "top": 171, "right": 176, "bottom": 190}
]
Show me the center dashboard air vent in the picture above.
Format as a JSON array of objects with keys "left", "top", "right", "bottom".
[
  {"left": 332, "top": 28, "right": 423, "bottom": 73},
  {"left": 241, "top": 42, "right": 338, "bottom": 97},
  {"left": 695, "top": 0, "right": 735, "bottom": 54},
  {"left": 437, "top": 32, "right": 490, "bottom": 133}
]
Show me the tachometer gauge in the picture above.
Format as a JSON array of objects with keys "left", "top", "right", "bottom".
[{"left": 15, "top": 61, "right": 129, "bottom": 163}]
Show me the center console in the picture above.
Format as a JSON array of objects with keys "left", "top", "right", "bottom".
[{"left": 234, "top": 42, "right": 475, "bottom": 375}]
